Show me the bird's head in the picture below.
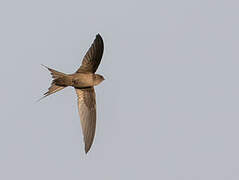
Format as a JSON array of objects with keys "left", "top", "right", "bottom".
[{"left": 94, "top": 74, "right": 105, "bottom": 85}]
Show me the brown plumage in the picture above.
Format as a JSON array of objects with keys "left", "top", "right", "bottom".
[{"left": 40, "top": 34, "right": 105, "bottom": 153}]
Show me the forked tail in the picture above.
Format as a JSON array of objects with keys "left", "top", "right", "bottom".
[{"left": 38, "top": 65, "right": 67, "bottom": 101}]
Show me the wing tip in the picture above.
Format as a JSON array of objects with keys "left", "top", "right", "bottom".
[
  {"left": 84, "top": 139, "right": 94, "bottom": 154},
  {"left": 85, "top": 146, "right": 90, "bottom": 154},
  {"left": 96, "top": 33, "right": 103, "bottom": 40}
]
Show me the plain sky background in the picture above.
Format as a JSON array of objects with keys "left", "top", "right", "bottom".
[{"left": 0, "top": 0, "right": 239, "bottom": 179}]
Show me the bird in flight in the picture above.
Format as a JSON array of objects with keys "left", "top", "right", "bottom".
[{"left": 40, "top": 34, "right": 104, "bottom": 153}]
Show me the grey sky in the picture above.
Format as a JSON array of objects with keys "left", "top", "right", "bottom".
[{"left": 0, "top": 0, "right": 239, "bottom": 179}]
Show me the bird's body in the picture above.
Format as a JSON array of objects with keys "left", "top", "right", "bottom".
[
  {"left": 40, "top": 34, "right": 105, "bottom": 153},
  {"left": 54, "top": 73, "right": 104, "bottom": 88}
]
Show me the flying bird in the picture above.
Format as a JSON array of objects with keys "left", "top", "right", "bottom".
[{"left": 40, "top": 34, "right": 104, "bottom": 153}]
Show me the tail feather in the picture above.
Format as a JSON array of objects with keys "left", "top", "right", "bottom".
[
  {"left": 38, "top": 65, "right": 67, "bottom": 101},
  {"left": 41, "top": 64, "right": 66, "bottom": 79}
]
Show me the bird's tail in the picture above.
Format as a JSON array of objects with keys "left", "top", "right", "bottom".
[{"left": 38, "top": 65, "right": 67, "bottom": 101}]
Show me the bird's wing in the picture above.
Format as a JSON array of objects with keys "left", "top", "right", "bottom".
[
  {"left": 76, "top": 34, "right": 104, "bottom": 73},
  {"left": 75, "top": 87, "right": 96, "bottom": 153}
]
